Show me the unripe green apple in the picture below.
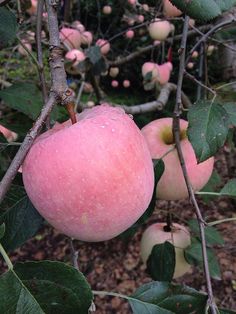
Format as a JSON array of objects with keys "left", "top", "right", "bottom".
[
  {"left": 140, "top": 222, "right": 191, "bottom": 278},
  {"left": 141, "top": 118, "right": 214, "bottom": 200},
  {"left": 22, "top": 105, "right": 154, "bottom": 242}
]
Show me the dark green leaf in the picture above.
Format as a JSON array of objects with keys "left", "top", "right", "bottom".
[
  {"left": 0, "top": 270, "right": 45, "bottom": 314},
  {"left": 0, "top": 83, "right": 43, "bottom": 120},
  {"left": 170, "top": 0, "right": 221, "bottom": 21},
  {"left": 129, "top": 299, "right": 174, "bottom": 314},
  {"left": 200, "top": 171, "right": 222, "bottom": 203},
  {"left": 130, "top": 281, "right": 207, "bottom": 314},
  {"left": 220, "top": 179, "right": 236, "bottom": 197},
  {"left": 187, "top": 100, "right": 230, "bottom": 162},
  {"left": 223, "top": 103, "right": 236, "bottom": 126},
  {"left": 188, "top": 219, "right": 224, "bottom": 246},
  {"left": 0, "top": 8, "right": 17, "bottom": 48},
  {"left": 185, "top": 241, "right": 221, "bottom": 280},
  {"left": 214, "top": 0, "right": 236, "bottom": 11},
  {"left": 86, "top": 45, "right": 102, "bottom": 64},
  {"left": 0, "top": 223, "right": 5, "bottom": 239},
  {"left": 0, "top": 196, "right": 43, "bottom": 251},
  {"left": 147, "top": 242, "right": 175, "bottom": 282},
  {"left": 14, "top": 261, "right": 93, "bottom": 314}
]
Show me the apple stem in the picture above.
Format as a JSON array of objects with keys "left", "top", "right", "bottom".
[
  {"left": 164, "top": 211, "right": 172, "bottom": 232},
  {"left": 66, "top": 102, "right": 77, "bottom": 124}
]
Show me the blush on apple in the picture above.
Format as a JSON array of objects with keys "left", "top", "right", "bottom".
[
  {"left": 60, "top": 27, "right": 81, "bottom": 50},
  {"left": 141, "top": 222, "right": 191, "bottom": 278},
  {"left": 22, "top": 105, "right": 154, "bottom": 242},
  {"left": 141, "top": 118, "right": 214, "bottom": 200}
]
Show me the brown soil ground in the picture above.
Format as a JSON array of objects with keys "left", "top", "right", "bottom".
[{"left": 1, "top": 150, "right": 236, "bottom": 313}]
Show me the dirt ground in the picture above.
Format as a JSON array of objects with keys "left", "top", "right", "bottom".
[{"left": 1, "top": 150, "right": 236, "bottom": 313}]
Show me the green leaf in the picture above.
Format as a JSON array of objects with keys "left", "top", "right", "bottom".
[
  {"left": 130, "top": 281, "right": 207, "bottom": 314},
  {"left": 0, "top": 196, "right": 44, "bottom": 251},
  {"left": 119, "top": 159, "right": 164, "bottom": 238},
  {"left": 86, "top": 45, "right": 102, "bottom": 64},
  {"left": 188, "top": 219, "right": 224, "bottom": 246},
  {"left": 0, "top": 8, "right": 17, "bottom": 48},
  {"left": 14, "top": 261, "right": 93, "bottom": 313},
  {"left": 214, "top": 0, "right": 236, "bottom": 11},
  {"left": 200, "top": 171, "right": 222, "bottom": 203},
  {"left": 0, "top": 83, "right": 44, "bottom": 120},
  {"left": 220, "top": 179, "right": 236, "bottom": 197},
  {"left": 0, "top": 223, "right": 5, "bottom": 239},
  {"left": 147, "top": 242, "right": 175, "bottom": 282},
  {"left": 129, "top": 299, "right": 174, "bottom": 314},
  {"left": 187, "top": 100, "right": 230, "bottom": 162},
  {"left": 185, "top": 241, "right": 221, "bottom": 280},
  {"left": 0, "top": 270, "right": 45, "bottom": 314},
  {"left": 222, "top": 103, "right": 236, "bottom": 126},
  {"left": 170, "top": 0, "right": 221, "bottom": 21}
]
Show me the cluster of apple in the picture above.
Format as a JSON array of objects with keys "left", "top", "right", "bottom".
[{"left": 139, "top": 117, "right": 214, "bottom": 278}]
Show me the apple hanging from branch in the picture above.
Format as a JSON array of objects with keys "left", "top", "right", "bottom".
[
  {"left": 140, "top": 222, "right": 191, "bottom": 278},
  {"left": 22, "top": 105, "right": 154, "bottom": 242},
  {"left": 141, "top": 118, "right": 214, "bottom": 200}
]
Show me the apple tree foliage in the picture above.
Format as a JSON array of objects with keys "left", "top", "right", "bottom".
[{"left": 0, "top": 0, "right": 236, "bottom": 313}]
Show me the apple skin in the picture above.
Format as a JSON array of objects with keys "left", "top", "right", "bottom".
[
  {"left": 81, "top": 31, "right": 93, "bottom": 46},
  {"left": 156, "top": 62, "right": 173, "bottom": 85},
  {"left": 109, "top": 67, "right": 119, "bottom": 78},
  {"left": 60, "top": 27, "right": 81, "bottom": 49},
  {"left": 142, "top": 62, "right": 159, "bottom": 81},
  {"left": 22, "top": 105, "right": 154, "bottom": 242},
  {"left": 140, "top": 222, "right": 191, "bottom": 278},
  {"left": 141, "top": 118, "right": 214, "bottom": 200},
  {"left": 148, "top": 19, "right": 172, "bottom": 41},
  {"left": 96, "top": 39, "right": 110, "bottom": 55},
  {"left": 65, "top": 49, "right": 86, "bottom": 65}
]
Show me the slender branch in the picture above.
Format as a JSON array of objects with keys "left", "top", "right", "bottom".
[
  {"left": 184, "top": 70, "right": 216, "bottom": 96},
  {"left": 36, "top": 0, "right": 48, "bottom": 103},
  {"left": 0, "top": 0, "right": 74, "bottom": 203},
  {"left": 0, "top": 243, "right": 13, "bottom": 270},
  {"left": 186, "top": 19, "right": 236, "bottom": 65},
  {"left": 172, "top": 16, "right": 217, "bottom": 314},
  {"left": 117, "top": 83, "right": 191, "bottom": 114},
  {"left": 0, "top": 96, "right": 56, "bottom": 202},
  {"left": 208, "top": 217, "right": 236, "bottom": 226},
  {"left": 109, "top": 25, "right": 211, "bottom": 67},
  {"left": 69, "top": 238, "right": 79, "bottom": 270}
]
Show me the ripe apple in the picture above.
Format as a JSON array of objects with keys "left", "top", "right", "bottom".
[
  {"left": 142, "top": 3, "right": 149, "bottom": 11},
  {"left": 140, "top": 222, "right": 191, "bottom": 278},
  {"left": 187, "top": 62, "right": 194, "bottom": 69},
  {"left": 141, "top": 118, "right": 214, "bottom": 200},
  {"left": 156, "top": 62, "right": 173, "bottom": 85},
  {"left": 137, "top": 15, "right": 145, "bottom": 23},
  {"left": 0, "top": 124, "right": 18, "bottom": 142},
  {"left": 102, "top": 5, "right": 112, "bottom": 14},
  {"left": 96, "top": 39, "right": 110, "bottom": 55},
  {"left": 111, "top": 80, "right": 119, "bottom": 87},
  {"left": 22, "top": 105, "right": 154, "bottom": 242},
  {"left": 18, "top": 40, "right": 32, "bottom": 56},
  {"left": 26, "top": 0, "right": 37, "bottom": 15},
  {"left": 148, "top": 19, "right": 172, "bottom": 41},
  {"left": 126, "top": 30, "right": 135, "bottom": 39},
  {"left": 65, "top": 49, "right": 86, "bottom": 66},
  {"left": 72, "top": 21, "right": 85, "bottom": 33},
  {"left": 142, "top": 62, "right": 159, "bottom": 81},
  {"left": 163, "top": 0, "right": 182, "bottom": 17},
  {"left": 81, "top": 31, "right": 93, "bottom": 46},
  {"left": 60, "top": 27, "right": 81, "bottom": 50},
  {"left": 192, "top": 51, "right": 199, "bottom": 59},
  {"left": 109, "top": 67, "right": 119, "bottom": 78},
  {"left": 123, "top": 80, "right": 130, "bottom": 88}
]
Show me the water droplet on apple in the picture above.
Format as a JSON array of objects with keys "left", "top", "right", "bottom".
[{"left": 129, "top": 114, "right": 134, "bottom": 119}]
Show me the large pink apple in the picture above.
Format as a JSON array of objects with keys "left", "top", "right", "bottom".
[
  {"left": 141, "top": 118, "right": 214, "bottom": 200},
  {"left": 22, "top": 105, "right": 154, "bottom": 242},
  {"left": 140, "top": 222, "right": 191, "bottom": 278}
]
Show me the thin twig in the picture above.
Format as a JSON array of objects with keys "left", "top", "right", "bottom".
[
  {"left": 184, "top": 70, "right": 216, "bottom": 96},
  {"left": 172, "top": 16, "right": 217, "bottom": 314},
  {"left": 0, "top": 0, "right": 74, "bottom": 203},
  {"left": 69, "top": 238, "right": 79, "bottom": 270}
]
